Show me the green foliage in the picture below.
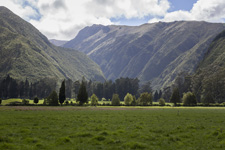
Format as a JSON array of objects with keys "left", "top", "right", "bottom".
[
  {"left": 158, "top": 98, "right": 166, "bottom": 106},
  {"left": 193, "top": 29, "right": 225, "bottom": 103},
  {"left": 138, "top": 92, "right": 152, "bottom": 106},
  {"left": 202, "top": 92, "right": 215, "bottom": 104},
  {"left": 101, "top": 98, "right": 106, "bottom": 101},
  {"left": 183, "top": 92, "right": 197, "bottom": 106},
  {"left": 111, "top": 94, "right": 120, "bottom": 106},
  {"left": 33, "top": 97, "right": 39, "bottom": 105},
  {"left": 124, "top": 93, "right": 133, "bottom": 106},
  {"left": 77, "top": 79, "right": 88, "bottom": 105},
  {"left": 170, "top": 87, "right": 180, "bottom": 106},
  {"left": 59, "top": 80, "right": 66, "bottom": 105},
  {"left": 47, "top": 91, "right": 59, "bottom": 106},
  {"left": 131, "top": 95, "right": 137, "bottom": 106},
  {"left": 91, "top": 94, "right": 98, "bottom": 106},
  {"left": 22, "top": 99, "right": 29, "bottom": 105}
]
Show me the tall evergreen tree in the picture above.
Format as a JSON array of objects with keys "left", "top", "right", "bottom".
[
  {"left": 24, "top": 78, "right": 29, "bottom": 98},
  {"left": 170, "top": 87, "right": 180, "bottom": 106},
  {"left": 59, "top": 80, "right": 66, "bottom": 106},
  {"left": 158, "top": 90, "right": 162, "bottom": 99},
  {"left": 19, "top": 81, "right": 25, "bottom": 98},
  {"left": 77, "top": 78, "right": 88, "bottom": 105},
  {"left": 65, "top": 79, "right": 72, "bottom": 98},
  {"left": 73, "top": 80, "right": 80, "bottom": 99},
  {"left": 153, "top": 90, "right": 159, "bottom": 102},
  {"left": 29, "top": 83, "right": 33, "bottom": 99}
]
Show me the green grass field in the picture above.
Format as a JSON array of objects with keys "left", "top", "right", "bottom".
[{"left": 0, "top": 106, "right": 225, "bottom": 149}]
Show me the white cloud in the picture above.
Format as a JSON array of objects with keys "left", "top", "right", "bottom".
[
  {"left": 0, "top": 0, "right": 39, "bottom": 21},
  {"left": 2, "top": 0, "right": 225, "bottom": 41},
  {"left": 1, "top": 0, "right": 171, "bottom": 40},
  {"left": 149, "top": 0, "right": 225, "bottom": 23}
]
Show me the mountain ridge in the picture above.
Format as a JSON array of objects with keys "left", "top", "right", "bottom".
[
  {"left": 0, "top": 6, "right": 105, "bottom": 82},
  {"left": 64, "top": 21, "right": 225, "bottom": 89}
]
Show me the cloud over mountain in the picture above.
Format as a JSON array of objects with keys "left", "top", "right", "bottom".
[
  {"left": 149, "top": 0, "right": 225, "bottom": 23},
  {"left": 1, "top": 0, "right": 225, "bottom": 40}
]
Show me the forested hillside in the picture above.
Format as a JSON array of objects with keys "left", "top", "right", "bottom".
[
  {"left": 0, "top": 6, "right": 105, "bottom": 83},
  {"left": 64, "top": 21, "right": 225, "bottom": 89},
  {"left": 191, "top": 30, "right": 225, "bottom": 103}
]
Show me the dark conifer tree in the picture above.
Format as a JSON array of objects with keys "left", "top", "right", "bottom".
[
  {"left": 154, "top": 90, "right": 159, "bottom": 102},
  {"left": 24, "top": 78, "right": 29, "bottom": 98},
  {"left": 65, "top": 79, "right": 72, "bottom": 98},
  {"left": 77, "top": 78, "right": 88, "bottom": 105},
  {"left": 158, "top": 90, "right": 162, "bottom": 99},
  {"left": 29, "top": 83, "right": 33, "bottom": 99},
  {"left": 59, "top": 80, "right": 66, "bottom": 106},
  {"left": 170, "top": 87, "right": 180, "bottom": 106},
  {"left": 19, "top": 81, "right": 25, "bottom": 98}
]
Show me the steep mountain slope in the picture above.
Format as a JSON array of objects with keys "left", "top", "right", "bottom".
[
  {"left": 49, "top": 39, "right": 67, "bottom": 46},
  {"left": 64, "top": 22, "right": 225, "bottom": 89},
  {"left": 195, "top": 29, "right": 225, "bottom": 78},
  {"left": 192, "top": 30, "right": 225, "bottom": 102},
  {"left": 0, "top": 6, "right": 105, "bottom": 82},
  {"left": 197, "top": 30, "right": 225, "bottom": 70}
]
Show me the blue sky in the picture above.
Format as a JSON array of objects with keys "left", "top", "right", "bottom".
[
  {"left": 116, "top": 0, "right": 197, "bottom": 26},
  {"left": 0, "top": 0, "right": 224, "bottom": 40},
  {"left": 169, "top": 0, "right": 196, "bottom": 11}
]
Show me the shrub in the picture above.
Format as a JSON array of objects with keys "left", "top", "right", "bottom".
[
  {"left": 101, "top": 98, "right": 106, "bottom": 101},
  {"left": 91, "top": 94, "right": 98, "bottom": 106},
  {"left": 111, "top": 94, "right": 120, "bottom": 106},
  {"left": 137, "top": 92, "right": 152, "bottom": 106},
  {"left": 124, "top": 93, "right": 133, "bottom": 106},
  {"left": 47, "top": 91, "right": 59, "bottom": 106},
  {"left": 22, "top": 99, "right": 29, "bottom": 105},
  {"left": 33, "top": 97, "right": 39, "bottom": 105},
  {"left": 0, "top": 98, "right": 2, "bottom": 105},
  {"left": 158, "top": 98, "right": 165, "bottom": 106},
  {"left": 65, "top": 100, "right": 69, "bottom": 105},
  {"left": 183, "top": 92, "right": 197, "bottom": 106},
  {"left": 131, "top": 96, "right": 137, "bottom": 106}
]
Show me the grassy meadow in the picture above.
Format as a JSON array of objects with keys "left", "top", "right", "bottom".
[{"left": 0, "top": 106, "right": 225, "bottom": 149}]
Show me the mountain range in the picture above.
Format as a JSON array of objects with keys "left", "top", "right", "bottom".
[
  {"left": 1, "top": 6, "right": 225, "bottom": 92},
  {"left": 0, "top": 6, "right": 105, "bottom": 82},
  {"left": 64, "top": 22, "right": 225, "bottom": 89}
]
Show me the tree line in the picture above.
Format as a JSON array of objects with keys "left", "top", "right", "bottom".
[
  {"left": 162, "top": 71, "right": 225, "bottom": 106},
  {"left": 1, "top": 71, "right": 225, "bottom": 106}
]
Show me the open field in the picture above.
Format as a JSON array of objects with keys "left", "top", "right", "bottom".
[{"left": 0, "top": 106, "right": 225, "bottom": 149}]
